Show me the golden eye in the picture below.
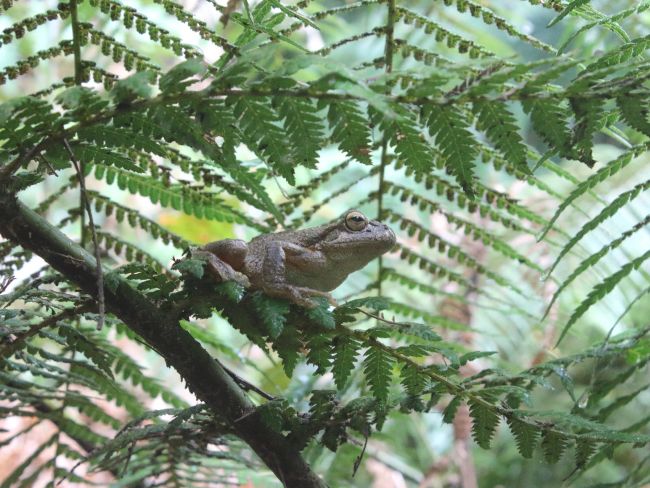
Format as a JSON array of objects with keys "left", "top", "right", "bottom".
[{"left": 344, "top": 210, "right": 368, "bottom": 231}]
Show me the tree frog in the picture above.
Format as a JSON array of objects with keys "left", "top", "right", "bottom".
[{"left": 195, "top": 210, "right": 396, "bottom": 308}]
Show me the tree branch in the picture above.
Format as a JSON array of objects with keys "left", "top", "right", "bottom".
[{"left": 0, "top": 190, "right": 325, "bottom": 488}]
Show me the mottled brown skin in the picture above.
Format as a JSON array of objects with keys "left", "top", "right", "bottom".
[{"left": 195, "top": 210, "right": 396, "bottom": 307}]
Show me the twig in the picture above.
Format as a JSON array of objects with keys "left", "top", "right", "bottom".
[
  {"left": 352, "top": 434, "right": 368, "bottom": 477},
  {"left": 222, "top": 364, "right": 276, "bottom": 401},
  {"left": 0, "top": 275, "right": 14, "bottom": 294},
  {"left": 62, "top": 138, "right": 105, "bottom": 331}
]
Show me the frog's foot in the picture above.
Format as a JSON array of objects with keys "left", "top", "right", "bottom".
[
  {"left": 194, "top": 250, "right": 251, "bottom": 288},
  {"left": 263, "top": 284, "right": 338, "bottom": 309}
]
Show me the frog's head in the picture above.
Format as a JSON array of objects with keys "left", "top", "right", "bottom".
[{"left": 317, "top": 210, "right": 396, "bottom": 267}]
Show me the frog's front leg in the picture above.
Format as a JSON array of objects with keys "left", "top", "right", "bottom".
[
  {"left": 195, "top": 239, "right": 250, "bottom": 287},
  {"left": 262, "top": 241, "right": 338, "bottom": 308}
]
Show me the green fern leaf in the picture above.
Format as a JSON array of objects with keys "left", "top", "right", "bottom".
[
  {"left": 70, "top": 143, "right": 144, "bottom": 172},
  {"left": 251, "top": 292, "right": 290, "bottom": 339},
  {"left": 558, "top": 3, "right": 649, "bottom": 54},
  {"left": 544, "top": 215, "right": 650, "bottom": 319},
  {"left": 506, "top": 415, "right": 540, "bottom": 458},
  {"left": 275, "top": 96, "right": 324, "bottom": 168},
  {"left": 473, "top": 101, "right": 528, "bottom": 173},
  {"left": 332, "top": 335, "right": 361, "bottom": 389},
  {"left": 442, "top": 396, "right": 463, "bottom": 424},
  {"left": 159, "top": 58, "right": 207, "bottom": 94},
  {"left": 400, "top": 363, "right": 429, "bottom": 396},
  {"left": 571, "top": 97, "right": 607, "bottom": 167},
  {"left": 110, "top": 70, "right": 156, "bottom": 102},
  {"left": 521, "top": 98, "right": 575, "bottom": 161},
  {"left": 575, "top": 437, "right": 598, "bottom": 468},
  {"left": 305, "top": 333, "right": 332, "bottom": 374},
  {"left": 305, "top": 300, "right": 336, "bottom": 330},
  {"left": 584, "top": 34, "right": 650, "bottom": 71},
  {"left": 538, "top": 143, "right": 648, "bottom": 240},
  {"left": 547, "top": 178, "right": 650, "bottom": 277},
  {"left": 230, "top": 96, "right": 295, "bottom": 184},
  {"left": 273, "top": 326, "right": 301, "bottom": 377},
  {"left": 469, "top": 399, "right": 500, "bottom": 449},
  {"left": 541, "top": 429, "right": 568, "bottom": 464},
  {"left": 557, "top": 248, "right": 650, "bottom": 346},
  {"left": 363, "top": 345, "right": 394, "bottom": 402},
  {"left": 422, "top": 104, "right": 477, "bottom": 195},
  {"left": 617, "top": 93, "right": 650, "bottom": 136},
  {"left": 76, "top": 126, "right": 166, "bottom": 156},
  {"left": 325, "top": 100, "right": 372, "bottom": 164}
]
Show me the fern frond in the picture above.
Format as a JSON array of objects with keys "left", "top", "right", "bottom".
[
  {"left": 230, "top": 96, "right": 295, "bottom": 183},
  {"left": 617, "top": 93, "right": 650, "bottom": 137},
  {"left": 558, "top": 3, "right": 650, "bottom": 54},
  {"left": 96, "top": 231, "right": 165, "bottom": 271},
  {"left": 88, "top": 192, "right": 189, "bottom": 249},
  {"left": 506, "top": 414, "right": 540, "bottom": 458},
  {"left": 557, "top": 248, "right": 650, "bottom": 346},
  {"left": 379, "top": 106, "right": 435, "bottom": 174},
  {"left": 469, "top": 399, "right": 500, "bottom": 449},
  {"left": 90, "top": 164, "right": 248, "bottom": 224},
  {"left": 541, "top": 428, "right": 568, "bottom": 464},
  {"left": 0, "top": 10, "right": 64, "bottom": 48},
  {"left": 546, "top": 178, "right": 650, "bottom": 277},
  {"left": 473, "top": 101, "right": 528, "bottom": 173},
  {"left": 400, "top": 363, "right": 430, "bottom": 396},
  {"left": 325, "top": 101, "right": 372, "bottom": 165},
  {"left": 0, "top": 42, "right": 73, "bottom": 85},
  {"left": 521, "top": 97, "right": 575, "bottom": 161},
  {"left": 539, "top": 143, "right": 648, "bottom": 240},
  {"left": 363, "top": 344, "right": 394, "bottom": 403},
  {"left": 421, "top": 104, "right": 477, "bottom": 194},
  {"left": 332, "top": 335, "right": 362, "bottom": 389},
  {"left": 275, "top": 96, "right": 324, "bottom": 169},
  {"left": 396, "top": 9, "right": 495, "bottom": 58},
  {"left": 584, "top": 34, "right": 650, "bottom": 72},
  {"left": 444, "top": 0, "right": 556, "bottom": 53},
  {"left": 570, "top": 96, "right": 606, "bottom": 167},
  {"left": 544, "top": 215, "right": 650, "bottom": 319},
  {"left": 387, "top": 212, "right": 528, "bottom": 295}
]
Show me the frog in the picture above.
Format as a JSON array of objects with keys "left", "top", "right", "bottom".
[{"left": 193, "top": 210, "right": 396, "bottom": 308}]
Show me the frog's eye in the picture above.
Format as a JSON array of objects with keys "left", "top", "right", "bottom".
[{"left": 344, "top": 210, "right": 368, "bottom": 231}]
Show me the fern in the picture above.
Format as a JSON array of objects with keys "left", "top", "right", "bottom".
[
  {"left": 547, "top": 178, "right": 650, "bottom": 277},
  {"left": 468, "top": 399, "right": 500, "bottom": 449},
  {"left": 506, "top": 414, "right": 540, "bottom": 459},
  {"left": 421, "top": 104, "right": 478, "bottom": 194},
  {"left": 362, "top": 344, "right": 394, "bottom": 403},
  {"left": 542, "top": 429, "right": 569, "bottom": 464},
  {"left": 324, "top": 100, "right": 372, "bottom": 165},
  {"left": 557, "top": 249, "right": 650, "bottom": 345},
  {"left": 538, "top": 143, "right": 648, "bottom": 240},
  {"left": 473, "top": 100, "right": 528, "bottom": 173},
  {"left": 332, "top": 335, "right": 362, "bottom": 390}
]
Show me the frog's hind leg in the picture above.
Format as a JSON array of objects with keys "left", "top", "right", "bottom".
[
  {"left": 201, "top": 239, "right": 247, "bottom": 270},
  {"left": 194, "top": 239, "right": 250, "bottom": 287}
]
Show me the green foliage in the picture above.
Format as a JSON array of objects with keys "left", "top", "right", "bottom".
[
  {"left": 1, "top": 0, "right": 648, "bottom": 486},
  {"left": 468, "top": 399, "right": 500, "bottom": 449},
  {"left": 506, "top": 414, "right": 540, "bottom": 459}
]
